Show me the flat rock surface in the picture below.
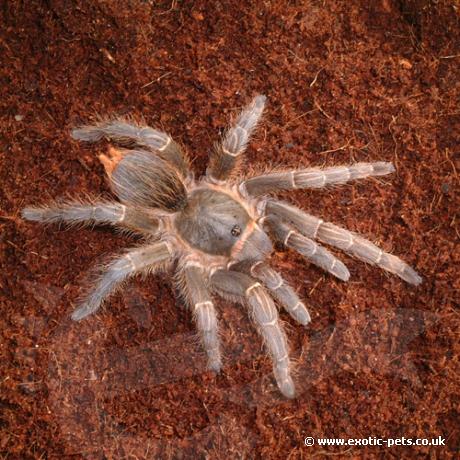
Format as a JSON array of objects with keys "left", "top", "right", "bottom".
[{"left": 1, "top": 1, "right": 458, "bottom": 458}]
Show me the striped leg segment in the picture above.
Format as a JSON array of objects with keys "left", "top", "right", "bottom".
[
  {"left": 71, "top": 120, "right": 189, "bottom": 177},
  {"left": 72, "top": 241, "right": 172, "bottom": 321},
  {"left": 241, "top": 162, "right": 395, "bottom": 196},
  {"left": 264, "top": 200, "right": 422, "bottom": 285},
  {"left": 181, "top": 263, "right": 221, "bottom": 372},
  {"left": 210, "top": 269, "right": 295, "bottom": 398},
  {"left": 22, "top": 200, "right": 160, "bottom": 234},
  {"left": 207, "top": 95, "right": 266, "bottom": 181},
  {"left": 233, "top": 261, "right": 311, "bottom": 325},
  {"left": 265, "top": 217, "right": 350, "bottom": 281}
]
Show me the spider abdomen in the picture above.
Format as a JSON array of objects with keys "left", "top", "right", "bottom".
[{"left": 111, "top": 149, "right": 187, "bottom": 211}]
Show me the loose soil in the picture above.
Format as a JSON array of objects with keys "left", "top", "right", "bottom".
[{"left": 1, "top": 1, "right": 459, "bottom": 458}]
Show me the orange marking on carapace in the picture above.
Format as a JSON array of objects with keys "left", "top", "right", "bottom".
[{"left": 231, "top": 220, "right": 256, "bottom": 258}]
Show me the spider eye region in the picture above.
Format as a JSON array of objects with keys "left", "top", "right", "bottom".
[
  {"left": 174, "top": 189, "right": 250, "bottom": 256},
  {"left": 231, "top": 225, "right": 242, "bottom": 237}
]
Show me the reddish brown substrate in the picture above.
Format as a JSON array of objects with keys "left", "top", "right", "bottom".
[{"left": 1, "top": 1, "right": 458, "bottom": 458}]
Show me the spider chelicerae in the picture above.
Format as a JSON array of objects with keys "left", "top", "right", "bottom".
[{"left": 22, "top": 95, "right": 421, "bottom": 398}]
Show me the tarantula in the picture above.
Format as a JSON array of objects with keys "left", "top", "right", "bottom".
[{"left": 22, "top": 95, "right": 421, "bottom": 398}]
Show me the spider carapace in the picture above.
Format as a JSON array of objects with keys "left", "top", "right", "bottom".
[{"left": 175, "top": 187, "right": 273, "bottom": 263}]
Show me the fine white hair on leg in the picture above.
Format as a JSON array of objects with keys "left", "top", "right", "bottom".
[
  {"left": 22, "top": 200, "right": 161, "bottom": 234},
  {"left": 210, "top": 269, "right": 295, "bottom": 398},
  {"left": 249, "top": 262, "right": 311, "bottom": 325},
  {"left": 22, "top": 200, "right": 126, "bottom": 226},
  {"left": 245, "top": 281, "right": 295, "bottom": 399},
  {"left": 265, "top": 217, "right": 350, "bottom": 281},
  {"left": 71, "top": 119, "right": 189, "bottom": 177},
  {"left": 316, "top": 223, "right": 423, "bottom": 285},
  {"left": 264, "top": 200, "right": 422, "bottom": 285},
  {"left": 207, "top": 95, "right": 266, "bottom": 181},
  {"left": 241, "top": 162, "right": 395, "bottom": 196},
  {"left": 222, "top": 95, "right": 266, "bottom": 156},
  {"left": 180, "top": 264, "right": 222, "bottom": 372},
  {"left": 71, "top": 242, "right": 172, "bottom": 321}
]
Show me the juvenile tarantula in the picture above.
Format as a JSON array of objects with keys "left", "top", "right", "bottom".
[{"left": 22, "top": 95, "right": 421, "bottom": 398}]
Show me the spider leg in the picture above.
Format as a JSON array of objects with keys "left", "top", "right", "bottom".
[
  {"left": 262, "top": 199, "right": 422, "bottom": 285},
  {"left": 72, "top": 241, "right": 173, "bottom": 321},
  {"left": 22, "top": 200, "right": 161, "bottom": 234},
  {"left": 231, "top": 261, "right": 311, "bottom": 325},
  {"left": 179, "top": 262, "right": 222, "bottom": 372},
  {"left": 210, "top": 269, "right": 295, "bottom": 399},
  {"left": 240, "top": 162, "right": 395, "bottom": 196},
  {"left": 263, "top": 216, "right": 350, "bottom": 281},
  {"left": 207, "top": 95, "right": 266, "bottom": 182},
  {"left": 72, "top": 120, "right": 189, "bottom": 177}
]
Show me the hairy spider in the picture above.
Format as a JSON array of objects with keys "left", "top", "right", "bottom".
[{"left": 22, "top": 95, "right": 422, "bottom": 398}]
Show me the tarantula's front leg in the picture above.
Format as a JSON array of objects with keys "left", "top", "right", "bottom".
[
  {"left": 240, "top": 162, "right": 395, "bottom": 196},
  {"left": 22, "top": 200, "right": 161, "bottom": 234},
  {"left": 263, "top": 200, "right": 422, "bottom": 285},
  {"left": 72, "top": 120, "right": 189, "bottom": 177},
  {"left": 263, "top": 216, "right": 350, "bottom": 281},
  {"left": 230, "top": 261, "right": 311, "bottom": 325},
  {"left": 72, "top": 241, "right": 173, "bottom": 321},
  {"left": 179, "top": 262, "right": 222, "bottom": 372},
  {"left": 210, "top": 269, "right": 295, "bottom": 398},
  {"left": 207, "top": 95, "right": 266, "bottom": 182}
]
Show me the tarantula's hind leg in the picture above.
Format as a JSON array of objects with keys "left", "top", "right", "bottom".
[
  {"left": 207, "top": 95, "right": 266, "bottom": 182},
  {"left": 72, "top": 119, "right": 189, "bottom": 177},
  {"left": 72, "top": 241, "right": 172, "bottom": 321},
  {"left": 22, "top": 199, "right": 161, "bottom": 234},
  {"left": 264, "top": 217, "right": 350, "bottom": 281},
  {"left": 210, "top": 269, "right": 295, "bottom": 399},
  {"left": 231, "top": 261, "right": 311, "bottom": 325},
  {"left": 264, "top": 200, "right": 422, "bottom": 285},
  {"left": 22, "top": 200, "right": 125, "bottom": 226},
  {"left": 179, "top": 262, "right": 222, "bottom": 372}
]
